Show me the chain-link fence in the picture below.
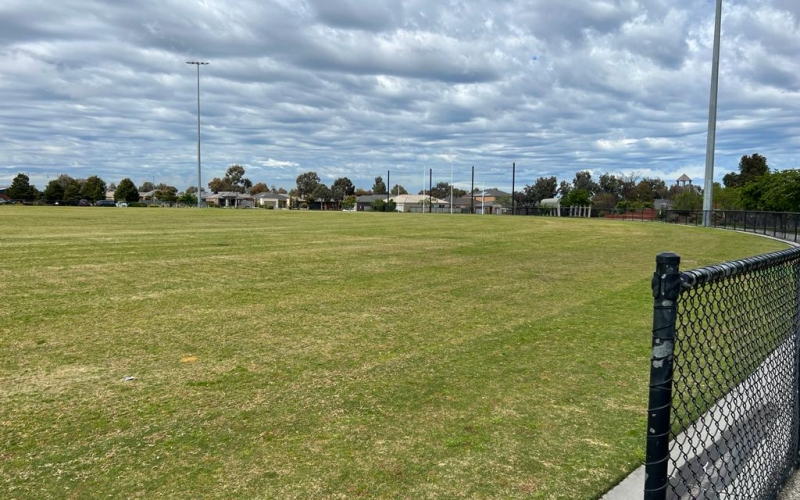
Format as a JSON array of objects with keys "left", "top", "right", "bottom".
[
  {"left": 655, "top": 210, "right": 800, "bottom": 244},
  {"left": 645, "top": 248, "right": 800, "bottom": 499}
]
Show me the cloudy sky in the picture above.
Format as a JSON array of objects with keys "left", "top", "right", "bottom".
[{"left": 1, "top": 0, "right": 799, "bottom": 193}]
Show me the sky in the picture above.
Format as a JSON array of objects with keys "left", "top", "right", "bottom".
[{"left": 1, "top": 0, "right": 799, "bottom": 194}]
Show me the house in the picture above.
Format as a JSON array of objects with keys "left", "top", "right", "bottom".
[
  {"left": 253, "top": 192, "right": 289, "bottom": 209},
  {"left": 465, "top": 188, "right": 509, "bottom": 203},
  {"left": 205, "top": 192, "right": 254, "bottom": 208},
  {"left": 0, "top": 185, "right": 9, "bottom": 202},
  {"left": 654, "top": 199, "right": 673, "bottom": 210},
  {"left": 356, "top": 195, "right": 388, "bottom": 211},
  {"left": 391, "top": 194, "right": 448, "bottom": 213},
  {"left": 138, "top": 190, "right": 156, "bottom": 202}
]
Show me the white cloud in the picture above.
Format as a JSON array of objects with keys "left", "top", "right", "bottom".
[
  {"left": 258, "top": 158, "right": 300, "bottom": 168},
  {"left": 0, "top": 0, "right": 797, "bottom": 192}
]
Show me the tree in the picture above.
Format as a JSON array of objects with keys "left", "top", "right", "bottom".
[
  {"left": 6, "top": 173, "right": 38, "bottom": 201},
  {"left": 557, "top": 180, "right": 572, "bottom": 198},
  {"left": 372, "top": 176, "right": 387, "bottom": 195},
  {"left": 429, "top": 182, "right": 464, "bottom": 200},
  {"left": 80, "top": 175, "right": 107, "bottom": 203},
  {"left": 139, "top": 181, "right": 155, "bottom": 192},
  {"left": 43, "top": 180, "right": 65, "bottom": 203},
  {"left": 741, "top": 170, "right": 800, "bottom": 212},
  {"left": 207, "top": 177, "right": 231, "bottom": 193},
  {"left": 371, "top": 199, "right": 396, "bottom": 212},
  {"left": 723, "top": 153, "right": 769, "bottom": 188},
  {"left": 115, "top": 178, "right": 140, "bottom": 202},
  {"left": 226, "top": 165, "right": 245, "bottom": 184},
  {"left": 673, "top": 188, "right": 703, "bottom": 211},
  {"left": 619, "top": 174, "right": 639, "bottom": 202},
  {"left": 63, "top": 179, "right": 82, "bottom": 201},
  {"left": 250, "top": 182, "right": 269, "bottom": 195},
  {"left": 207, "top": 165, "right": 251, "bottom": 193},
  {"left": 108, "top": 182, "right": 116, "bottom": 191},
  {"left": 561, "top": 188, "right": 592, "bottom": 207},
  {"left": 390, "top": 184, "right": 408, "bottom": 195},
  {"left": 526, "top": 176, "right": 557, "bottom": 205},
  {"left": 712, "top": 183, "right": 741, "bottom": 210},
  {"left": 342, "top": 195, "right": 356, "bottom": 210},
  {"left": 573, "top": 171, "right": 599, "bottom": 195},
  {"left": 591, "top": 193, "right": 618, "bottom": 210},
  {"left": 154, "top": 184, "right": 178, "bottom": 204},
  {"left": 177, "top": 192, "right": 197, "bottom": 206},
  {"left": 310, "top": 183, "right": 331, "bottom": 203},
  {"left": 296, "top": 171, "right": 321, "bottom": 198},
  {"left": 598, "top": 173, "right": 622, "bottom": 200},
  {"left": 519, "top": 185, "right": 538, "bottom": 207},
  {"left": 331, "top": 177, "right": 355, "bottom": 201}
]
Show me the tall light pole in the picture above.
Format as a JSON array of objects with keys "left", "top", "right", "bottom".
[
  {"left": 186, "top": 61, "right": 209, "bottom": 208},
  {"left": 702, "top": 0, "right": 722, "bottom": 227}
]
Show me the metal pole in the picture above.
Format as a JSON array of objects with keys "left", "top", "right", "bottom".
[
  {"left": 644, "top": 252, "right": 681, "bottom": 500},
  {"left": 387, "top": 170, "right": 390, "bottom": 203},
  {"left": 186, "top": 61, "right": 208, "bottom": 208},
  {"left": 450, "top": 161, "right": 453, "bottom": 215},
  {"left": 511, "top": 162, "right": 516, "bottom": 215},
  {"left": 702, "top": 0, "right": 722, "bottom": 227},
  {"left": 429, "top": 169, "right": 432, "bottom": 213},
  {"left": 471, "top": 166, "right": 474, "bottom": 214}
]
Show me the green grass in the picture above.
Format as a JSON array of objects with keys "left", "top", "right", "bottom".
[{"left": 0, "top": 207, "right": 788, "bottom": 499}]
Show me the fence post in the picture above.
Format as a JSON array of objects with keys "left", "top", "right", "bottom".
[{"left": 644, "top": 252, "right": 681, "bottom": 500}]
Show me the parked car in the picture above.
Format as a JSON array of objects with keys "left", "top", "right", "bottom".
[
  {"left": 116, "top": 202, "right": 128, "bottom": 207},
  {"left": 78, "top": 199, "right": 91, "bottom": 206},
  {"left": 95, "top": 200, "right": 116, "bottom": 207}
]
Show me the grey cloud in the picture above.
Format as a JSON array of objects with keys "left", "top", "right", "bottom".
[
  {"left": 309, "top": 0, "right": 403, "bottom": 31},
  {"left": 1, "top": 0, "right": 798, "bottom": 192}
]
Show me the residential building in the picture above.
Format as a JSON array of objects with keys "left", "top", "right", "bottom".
[{"left": 253, "top": 192, "right": 289, "bottom": 209}]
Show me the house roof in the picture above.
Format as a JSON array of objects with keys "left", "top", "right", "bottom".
[
  {"left": 206, "top": 191, "right": 253, "bottom": 200},
  {"left": 467, "top": 188, "right": 509, "bottom": 198},
  {"left": 253, "top": 192, "right": 289, "bottom": 200},
  {"left": 676, "top": 174, "right": 692, "bottom": 182},
  {"left": 450, "top": 196, "right": 474, "bottom": 206},
  {"left": 390, "top": 194, "right": 448, "bottom": 205},
  {"left": 356, "top": 195, "right": 387, "bottom": 203}
]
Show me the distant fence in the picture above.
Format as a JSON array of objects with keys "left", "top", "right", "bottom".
[
  {"left": 645, "top": 249, "right": 800, "bottom": 499},
  {"left": 602, "top": 209, "right": 800, "bottom": 244}
]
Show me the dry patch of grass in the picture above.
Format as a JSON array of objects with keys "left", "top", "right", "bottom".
[{"left": 0, "top": 207, "right": 788, "bottom": 499}]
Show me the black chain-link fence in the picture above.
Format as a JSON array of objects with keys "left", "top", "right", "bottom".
[
  {"left": 629, "top": 209, "right": 800, "bottom": 244},
  {"left": 645, "top": 248, "right": 800, "bottom": 499}
]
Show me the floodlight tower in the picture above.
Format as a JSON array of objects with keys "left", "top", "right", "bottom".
[{"left": 186, "top": 61, "right": 209, "bottom": 208}]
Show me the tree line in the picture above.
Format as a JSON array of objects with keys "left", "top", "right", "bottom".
[
  {"left": 3, "top": 173, "right": 197, "bottom": 205},
  {"left": 5, "top": 153, "right": 795, "bottom": 212}
]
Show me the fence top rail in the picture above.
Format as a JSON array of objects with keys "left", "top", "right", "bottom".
[
  {"left": 665, "top": 209, "right": 800, "bottom": 217},
  {"left": 680, "top": 246, "right": 800, "bottom": 289}
]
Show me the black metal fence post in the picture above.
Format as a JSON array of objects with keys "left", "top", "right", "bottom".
[{"left": 644, "top": 253, "right": 681, "bottom": 500}]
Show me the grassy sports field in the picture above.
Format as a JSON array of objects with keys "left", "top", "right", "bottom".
[{"left": 0, "top": 207, "right": 789, "bottom": 499}]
